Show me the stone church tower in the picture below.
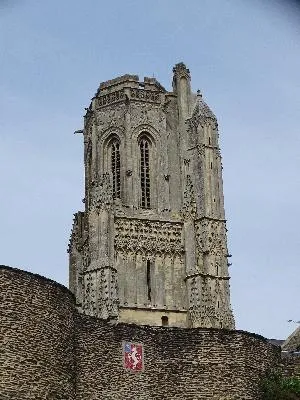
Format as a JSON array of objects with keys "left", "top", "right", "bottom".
[{"left": 69, "top": 63, "right": 235, "bottom": 329}]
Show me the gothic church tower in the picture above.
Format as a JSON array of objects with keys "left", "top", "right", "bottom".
[{"left": 69, "top": 63, "right": 235, "bottom": 329}]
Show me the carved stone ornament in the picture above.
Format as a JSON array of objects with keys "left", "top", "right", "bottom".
[
  {"left": 188, "top": 276, "right": 217, "bottom": 328},
  {"left": 213, "top": 279, "right": 235, "bottom": 329},
  {"left": 89, "top": 173, "right": 113, "bottom": 212},
  {"left": 83, "top": 267, "right": 119, "bottom": 319},
  {"left": 181, "top": 175, "right": 197, "bottom": 220},
  {"left": 81, "top": 240, "right": 91, "bottom": 271},
  {"left": 96, "top": 105, "right": 125, "bottom": 134},
  {"left": 173, "top": 62, "right": 190, "bottom": 80},
  {"left": 68, "top": 212, "right": 87, "bottom": 253},
  {"left": 129, "top": 103, "right": 162, "bottom": 133},
  {"left": 130, "top": 88, "right": 160, "bottom": 103},
  {"left": 68, "top": 218, "right": 81, "bottom": 253},
  {"left": 196, "top": 144, "right": 205, "bottom": 157},
  {"left": 114, "top": 218, "right": 183, "bottom": 255},
  {"left": 195, "top": 219, "right": 228, "bottom": 256},
  {"left": 96, "top": 89, "right": 125, "bottom": 108},
  {"left": 188, "top": 97, "right": 217, "bottom": 130}
]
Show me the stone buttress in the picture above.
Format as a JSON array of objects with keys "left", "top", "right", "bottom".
[{"left": 68, "top": 63, "right": 235, "bottom": 329}]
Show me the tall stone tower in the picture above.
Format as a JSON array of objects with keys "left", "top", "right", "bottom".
[{"left": 69, "top": 63, "right": 235, "bottom": 329}]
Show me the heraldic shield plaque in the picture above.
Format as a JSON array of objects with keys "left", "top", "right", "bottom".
[{"left": 123, "top": 342, "right": 144, "bottom": 372}]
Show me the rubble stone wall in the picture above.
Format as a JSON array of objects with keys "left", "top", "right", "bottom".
[
  {"left": 75, "top": 314, "right": 280, "bottom": 400},
  {"left": 0, "top": 266, "right": 281, "bottom": 400},
  {"left": 281, "top": 354, "right": 300, "bottom": 379},
  {"left": 0, "top": 266, "right": 76, "bottom": 400}
]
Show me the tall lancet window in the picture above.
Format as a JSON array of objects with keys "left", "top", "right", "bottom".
[
  {"left": 140, "top": 137, "right": 151, "bottom": 209},
  {"left": 111, "top": 139, "right": 121, "bottom": 199}
]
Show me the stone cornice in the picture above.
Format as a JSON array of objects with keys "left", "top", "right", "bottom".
[{"left": 184, "top": 272, "right": 230, "bottom": 281}]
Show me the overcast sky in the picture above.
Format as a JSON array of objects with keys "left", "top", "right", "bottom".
[{"left": 0, "top": 0, "right": 299, "bottom": 339}]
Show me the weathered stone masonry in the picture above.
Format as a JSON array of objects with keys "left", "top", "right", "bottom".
[
  {"left": 0, "top": 266, "right": 76, "bottom": 400},
  {"left": 2, "top": 64, "right": 297, "bottom": 400},
  {"left": 1, "top": 266, "right": 281, "bottom": 400},
  {"left": 69, "top": 63, "right": 235, "bottom": 329}
]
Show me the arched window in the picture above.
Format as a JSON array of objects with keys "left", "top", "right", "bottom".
[
  {"left": 110, "top": 139, "right": 121, "bottom": 199},
  {"left": 139, "top": 136, "right": 151, "bottom": 208}
]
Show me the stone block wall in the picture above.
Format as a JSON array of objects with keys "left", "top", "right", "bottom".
[{"left": 0, "top": 266, "right": 282, "bottom": 400}]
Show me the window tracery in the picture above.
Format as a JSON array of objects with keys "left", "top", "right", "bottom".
[
  {"left": 110, "top": 139, "right": 121, "bottom": 199},
  {"left": 139, "top": 136, "right": 151, "bottom": 208}
]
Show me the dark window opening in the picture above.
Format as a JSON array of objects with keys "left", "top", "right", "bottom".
[
  {"left": 209, "top": 137, "right": 211, "bottom": 145},
  {"left": 161, "top": 316, "right": 169, "bottom": 327},
  {"left": 111, "top": 140, "right": 121, "bottom": 199},
  {"left": 210, "top": 161, "right": 213, "bottom": 169},
  {"left": 140, "top": 138, "right": 151, "bottom": 209},
  {"left": 146, "top": 259, "right": 151, "bottom": 302},
  {"left": 217, "top": 300, "right": 220, "bottom": 309}
]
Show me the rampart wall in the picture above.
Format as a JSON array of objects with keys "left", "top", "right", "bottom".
[
  {"left": 0, "top": 266, "right": 76, "bottom": 400},
  {"left": 0, "top": 266, "right": 282, "bottom": 400},
  {"left": 282, "top": 354, "right": 300, "bottom": 379}
]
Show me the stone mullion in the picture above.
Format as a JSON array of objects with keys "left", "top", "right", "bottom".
[
  {"left": 124, "top": 101, "right": 133, "bottom": 207},
  {"left": 160, "top": 110, "right": 169, "bottom": 212}
]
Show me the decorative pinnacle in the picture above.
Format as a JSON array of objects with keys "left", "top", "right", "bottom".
[
  {"left": 172, "top": 62, "right": 191, "bottom": 90},
  {"left": 173, "top": 62, "right": 190, "bottom": 74}
]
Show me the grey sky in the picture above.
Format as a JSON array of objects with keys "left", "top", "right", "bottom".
[{"left": 0, "top": 0, "right": 299, "bottom": 339}]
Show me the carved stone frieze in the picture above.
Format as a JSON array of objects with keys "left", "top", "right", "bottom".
[
  {"left": 89, "top": 173, "right": 113, "bottom": 213},
  {"left": 114, "top": 218, "right": 183, "bottom": 255},
  {"left": 195, "top": 219, "right": 228, "bottom": 256},
  {"left": 130, "top": 88, "right": 161, "bottom": 103},
  {"left": 96, "top": 89, "right": 125, "bottom": 108}
]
